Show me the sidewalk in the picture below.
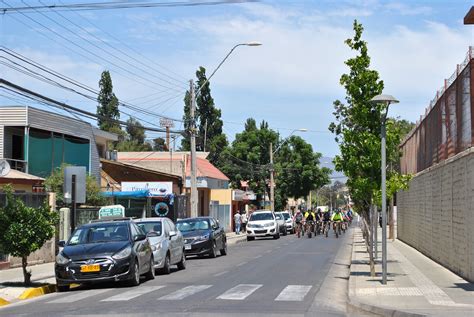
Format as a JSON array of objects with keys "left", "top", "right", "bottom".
[
  {"left": 226, "top": 231, "right": 247, "bottom": 245},
  {"left": 0, "top": 262, "right": 55, "bottom": 304},
  {"left": 348, "top": 226, "right": 474, "bottom": 317}
]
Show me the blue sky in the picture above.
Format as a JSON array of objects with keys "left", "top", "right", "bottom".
[{"left": 1, "top": 0, "right": 473, "bottom": 158}]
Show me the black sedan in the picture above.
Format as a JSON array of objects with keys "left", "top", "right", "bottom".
[
  {"left": 55, "top": 219, "right": 154, "bottom": 291},
  {"left": 176, "top": 217, "right": 227, "bottom": 258}
]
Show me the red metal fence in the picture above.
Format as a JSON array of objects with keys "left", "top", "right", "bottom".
[{"left": 400, "top": 47, "right": 474, "bottom": 174}]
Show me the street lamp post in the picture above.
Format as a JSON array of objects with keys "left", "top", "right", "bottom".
[
  {"left": 189, "top": 42, "right": 262, "bottom": 218},
  {"left": 270, "top": 128, "right": 307, "bottom": 211},
  {"left": 370, "top": 94, "right": 399, "bottom": 285}
]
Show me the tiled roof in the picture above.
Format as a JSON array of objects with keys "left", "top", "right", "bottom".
[
  {"left": 185, "top": 157, "right": 229, "bottom": 181},
  {"left": 2, "top": 170, "right": 44, "bottom": 181}
]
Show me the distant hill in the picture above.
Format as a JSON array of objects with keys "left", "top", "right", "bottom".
[{"left": 320, "top": 156, "right": 347, "bottom": 184}]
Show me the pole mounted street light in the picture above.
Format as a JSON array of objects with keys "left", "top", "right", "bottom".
[
  {"left": 269, "top": 128, "right": 307, "bottom": 211},
  {"left": 370, "top": 94, "right": 399, "bottom": 285},
  {"left": 189, "top": 42, "right": 262, "bottom": 218}
]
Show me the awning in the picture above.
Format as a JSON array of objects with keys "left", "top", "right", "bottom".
[{"left": 101, "top": 190, "right": 151, "bottom": 198}]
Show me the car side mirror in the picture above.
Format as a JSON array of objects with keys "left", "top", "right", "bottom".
[
  {"left": 169, "top": 231, "right": 177, "bottom": 239},
  {"left": 58, "top": 240, "right": 65, "bottom": 248},
  {"left": 134, "top": 234, "right": 146, "bottom": 242}
]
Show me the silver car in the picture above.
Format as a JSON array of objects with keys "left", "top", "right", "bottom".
[
  {"left": 274, "top": 212, "right": 288, "bottom": 236},
  {"left": 135, "top": 217, "right": 186, "bottom": 274}
]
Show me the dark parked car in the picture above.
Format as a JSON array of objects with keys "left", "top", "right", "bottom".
[
  {"left": 176, "top": 217, "right": 227, "bottom": 258},
  {"left": 55, "top": 219, "right": 154, "bottom": 292}
]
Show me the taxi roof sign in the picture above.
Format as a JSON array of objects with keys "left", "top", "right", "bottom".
[{"left": 99, "top": 205, "right": 125, "bottom": 219}]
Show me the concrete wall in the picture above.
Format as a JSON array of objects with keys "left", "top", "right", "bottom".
[{"left": 397, "top": 148, "right": 474, "bottom": 282}]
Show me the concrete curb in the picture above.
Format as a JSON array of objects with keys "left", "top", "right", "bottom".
[
  {"left": 227, "top": 235, "right": 247, "bottom": 245},
  {"left": 0, "top": 297, "right": 10, "bottom": 306},
  {"left": 346, "top": 229, "right": 426, "bottom": 317},
  {"left": 18, "top": 284, "right": 56, "bottom": 300}
]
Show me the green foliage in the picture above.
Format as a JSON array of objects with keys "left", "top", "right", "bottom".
[
  {"left": 97, "top": 70, "right": 120, "bottom": 131},
  {"left": 329, "top": 20, "right": 414, "bottom": 217},
  {"left": 0, "top": 185, "right": 58, "bottom": 285},
  {"left": 44, "top": 165, "right": 106, "bottom": 206},
  {"left": 275, "top": 136, "right": 331, "bottom": 202},
  {"left": 152, "top": 137, "right": 167, "bottom": 151},
  {"left": 126, "top": 117, "right": 146, "bottom": 145},
  {"left": 181, "top": 67, "right": 228, "bottom": 164}
]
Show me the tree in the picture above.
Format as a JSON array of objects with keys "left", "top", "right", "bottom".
[
  {"left": 126, "top": 117, "right": 146, "bottom": 144},
  {"left": 44, "top": 165, "right": 106, "bottom": 207},
  {"left": 0, "top": 185, "right": 58, "bottom": 285},
  {"left": 181, "top": 67, "right": 228, "bottom": 165},
  {"left": 329, "top": 20, "right": 413, "bottom": 276},
  {"left": 274, "top": 136, "right": 331, "bottom": 209},
  {"left": 97, "top": 70, "right": 120, "bottom": 131},
  {"left": 152, "top": 137, "right": 167, "bottom": 151}
]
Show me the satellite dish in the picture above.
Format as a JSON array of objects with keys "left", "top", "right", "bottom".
[{"left": 0, "top": 160, "right": 11, "bottom": 177}]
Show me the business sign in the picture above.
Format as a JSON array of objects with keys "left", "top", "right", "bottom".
[
  {"left": 159, "top": 118, "right": 175, "bottom": 128},
  {"left": 99, "top": 205, "right": 125, "bottom": 219},
  {"left": 121, "top": 182, "right": 173, "bottom": 196},
  {"left": 154, "top": 202, "right": 170, "bottom": 217}
]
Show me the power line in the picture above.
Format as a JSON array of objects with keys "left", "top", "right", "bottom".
[
  {"left": 1, "top": 2, "right": 183, "bottom": 96},
  {"left": 0, "top": 79, "right": 185, "bottom": 134},
  {"left": 37, "top": 0, "right": 187, "bottom": 91},
  {"left": 1, "top": 0, "right": 255, "bottom": 13},
  {"left": 1, "top": 47, "right": 185, "bottom": 122},
  {"left": 55, "top": 0, "right": 188, "bottom": 84}
]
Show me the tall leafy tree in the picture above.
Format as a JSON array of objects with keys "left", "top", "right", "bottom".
[
  {"left": 152, "top": 137, "right": 167, "bottom": 151},
  {"left": 97, "top": 70, "right": 120, "bottom": 131},
  {"left": 126, "top": 117, "right": 146, "bottom": 144},
  {"left": 274, "top": 136, "right": 331, "bottom": 209},
  {"left": 181, "top": 67, "right": 228, "bottom": 165}
]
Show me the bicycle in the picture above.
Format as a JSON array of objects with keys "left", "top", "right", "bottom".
[
  {"left": 306, "top": 220, "right": 314, "bottom": 238},
  {"left": 295, "top": 222, "right": 303, "bottom": 238}
]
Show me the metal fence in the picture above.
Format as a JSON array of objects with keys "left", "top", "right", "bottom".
[
  {"left": 0, "top": 192, "right": 48, "bottom": 208},
  {"left": 400, "top": 47, "right": 474, "bottom": 174}
]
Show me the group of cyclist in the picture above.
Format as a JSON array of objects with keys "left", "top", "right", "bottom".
[{"left": 292, "top": 207, "right": 354, "bottom": 238}]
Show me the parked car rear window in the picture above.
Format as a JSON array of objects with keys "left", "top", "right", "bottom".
[
  {"left": 249, "top": 213, "right": 274, "bottom": 221},
  {"left": 176, "top": 219, "right": 209, "bottom": 232},
  {"left": 136, "top": 222, "right": 162, "bottom": 236},
  {"left": 68, "top": 223, "right": 129, "bottom": 245}
]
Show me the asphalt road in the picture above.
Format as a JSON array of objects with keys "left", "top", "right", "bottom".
[{"left": 0, "top": 227, "right": 375, "bottom": 317}]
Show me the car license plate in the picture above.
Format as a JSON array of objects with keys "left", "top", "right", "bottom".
[
  {"left": 80, "top": 264, "right": 100, "bottom": 272},
  {"left": 185, "top": 245, "right": 191, "bottom": 250}
]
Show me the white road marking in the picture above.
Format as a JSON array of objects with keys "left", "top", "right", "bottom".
[
  {"left": 158, "top": 285, "right": 212, "bottom": 300},
  {"left": 275, "top": 285, "right": 312, "bottom": 301},
  {"left": 101, "top": 286, "right": 166, "bottom": 301},
  {"left": 236, "top": 262, "right": 247, "bottom": 267},
  {"left": 214, "top": 271, "right": 228, "bottom": 277},
  {"left": 254, "top": 255, "right": 262, "bottom": 259},
  {"left": 217, "top": 284, "right": 262, "bottom": 300},
  {"left": 48, "top": 289, "right": 111, "bottom": 303}
]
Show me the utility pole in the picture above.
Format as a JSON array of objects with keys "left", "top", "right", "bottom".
[
  {"left": 190, "top": 80, "right": 198, "bottom": 217},
  {"left": 269, "top": 142, "right": 275, "bottom": 211}
]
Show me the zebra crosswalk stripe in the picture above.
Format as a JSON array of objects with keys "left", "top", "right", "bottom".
[
  {"left": 48, "top": 289, "right": 111, "bottom": 303},
  {"left": 275, "top": 285, "right": 312, "bottom": 301},
  {"left": 158, "top": 285, "right": 212, "bottom": 300},
  {"left": 102, "top": 286, "right": 166, "bottom": 301},
  {"left": 217, "top": 284, "right": 262, "bottom": 300}
]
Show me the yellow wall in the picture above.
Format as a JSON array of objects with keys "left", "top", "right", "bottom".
[
  {"left": 210, "top": 189, "right": 232, "bottom": 204},
  {"left": 0, "top": 184, "right": 33, "bottom": 192}
]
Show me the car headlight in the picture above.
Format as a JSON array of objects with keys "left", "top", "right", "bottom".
[
  {"left": 112, "top": 246, "right": 132, "bottom": 260},
  {"left": 56, "top": 252, "right": 70, "bottom": 265},
  {"left": 151, "top": 242, "right": 162, "bottom": 251},
  {"left": 247, "top": 223, "right": 255, "bottom": 228},
  {"left": 264, "top": 222, "right": 274, "bottom": 228}
]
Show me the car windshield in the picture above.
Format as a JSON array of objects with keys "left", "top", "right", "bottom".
[
  {"left": 250, "top": 213, "right": 274, "bottom": 221},
  {"left": 176, "top": 219, "right": 210, "bottom": 232},
  {"left": 275, "top": 214, "right": 282, "bottom": 220},
  {"left": 136, "top": 222, "right": 162, "bottom": 236},
  {"left": 282, "top": 213, "right": 290, "bottom": 220},
  {"left": 68, "top": 223, "right": 130, "bottom": 245}
]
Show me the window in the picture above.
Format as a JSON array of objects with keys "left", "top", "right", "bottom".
[
  {"left": 68, "top": 223, "right": 129, "bottom": 245},
  {"left": 176, "top": 219, "right": 210, "bottom": 232},
  {"left": 249, "top": 213, "right": 274, "bottom": 221},
  {"left": 136, "top": 221, "right": 162, "bottom": 236}
]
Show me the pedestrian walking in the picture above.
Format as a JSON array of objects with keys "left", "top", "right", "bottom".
[
  {"left": 241, "top": 211, "right": 248, "bottom": 233},
  {"left": 234, "top": 212, "right": 241, "bottom": 234}
]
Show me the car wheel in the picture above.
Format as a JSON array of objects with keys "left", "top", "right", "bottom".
[
  {"left": 56, "top": 284, "right": 69, "bottom": 292},
  {"left": 209, "top": 241, "right": 217, "bottom": 258},
  {"left": 177, "top": 251, "right": 186, "bottom": 270},
  {"left": 145, "top": 257, "right": 155, "bottom": 280},
  {"left": 128, "top": 260, "right": 140, "bottom": 286},
  {"left": 247, "top": 236, "right": 255, "bottom": 241},
  {"left": 220, "top": 241, "right": 227, "bottom": 256},
  {"left": 274, "top": 232, "right": 280, "bottom": 239},
  {"left": 160, "top": 254, "right": 171, "bottom": 275}
]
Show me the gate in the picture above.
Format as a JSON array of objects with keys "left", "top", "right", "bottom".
[{"left": 210, "top": 201, "right": 231, "bottom": 232}]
